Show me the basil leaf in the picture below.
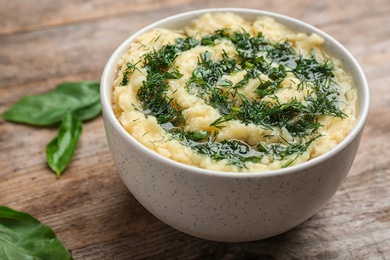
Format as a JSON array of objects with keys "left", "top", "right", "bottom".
[
  {"left": 74, "top": 100, "right": 102, "bottom": 121},
  {"left": 0, "top": 206, "right": 73, "bottom": 260},
  {"left": 46, "top": 111, "right": 82, "bottom": 178},
  {"left": 2, "top": 81, "right": 100, "bottom": 126}
]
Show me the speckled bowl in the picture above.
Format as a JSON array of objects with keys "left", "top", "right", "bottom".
[{"left": 101, "top": 8, "right": 369, "bottom": 242}]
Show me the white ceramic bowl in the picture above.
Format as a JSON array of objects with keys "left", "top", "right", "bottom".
[{"left": 101, "top": 8, "right": 369, "bottom": 242}]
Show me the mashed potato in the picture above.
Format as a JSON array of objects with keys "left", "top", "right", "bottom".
[{"left": 112, "top": 13, "right": 357, "bottom": 172}]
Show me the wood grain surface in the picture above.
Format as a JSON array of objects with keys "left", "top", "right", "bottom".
[{"left": 1, "top": 0, "right": 389, "bottom": 259}]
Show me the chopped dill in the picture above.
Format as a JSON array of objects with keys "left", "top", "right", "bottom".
[
  {"left": 122, "top": 26, "right": 347, "bottom": 169},
  {"left": 187, "top": 50, "right": 238, "bottom": 89},
  {"left": 292, "top": 51, "right": 334, "bottom": 84},
  {"left": 121, "top": 61, "right": 141, "bottom": 86},
  {"left": 191, "top": 139, "right": 263, "bottom": 168},
  {"left": 136, "top": 41, "right": 186, "bottom": 125}
]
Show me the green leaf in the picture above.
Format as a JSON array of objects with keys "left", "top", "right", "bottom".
[
  {"left": 2, "top": 81, "right": 100, "bottom": 126},
  {"left": 46, "top": 111, "right": 82, "bottom": 178},
  {"left": 74, "top": 99, "right": 102, "bottom": 121},
  {"left": 0, "top": 206, "right": 73, "bottom": 260}
]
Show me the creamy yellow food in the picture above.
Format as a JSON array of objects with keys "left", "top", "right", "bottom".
[{"left": 112, "top": 13, "right": 357, "bottom": 172}]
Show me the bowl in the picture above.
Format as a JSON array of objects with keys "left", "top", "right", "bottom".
[{"left": 100, "top": 8, "right": 369, "bottom": 242}]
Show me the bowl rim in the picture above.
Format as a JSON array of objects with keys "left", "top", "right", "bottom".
[{"left": 101, "top": 7, "right": 370, "bottom": 178}]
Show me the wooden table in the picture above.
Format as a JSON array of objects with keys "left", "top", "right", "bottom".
[{"left": 1, "top": 1, "right": 389, "bottom": 259}]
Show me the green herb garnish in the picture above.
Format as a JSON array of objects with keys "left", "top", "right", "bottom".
[
  {"left": 191, "top": 139, "right": 263, "bottom": 168},
  {"left": 124, "top": 27, "right": 347, "bottom": 169},
  {"left": 135, "top": 37, "right": 201, "bottom": 126},
  {"left": 121, "top": 61, "right": 141, "bottom": 86}
]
